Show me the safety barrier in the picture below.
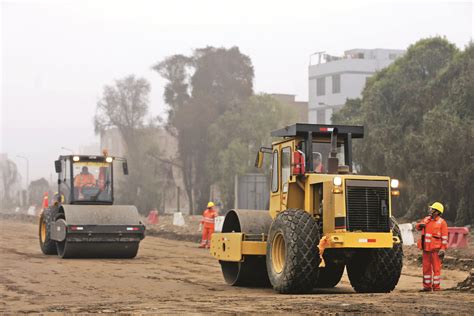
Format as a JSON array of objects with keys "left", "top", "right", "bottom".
[
  {"left": 214, "top": 216, "right": 225, "bottom": 233},
  {"left": 146, "top": 209, "right": 159, "bottom": 225},
  {"left": 448, "top": 227, "right": 469, "bottom": 248},
  {"left": 398, "top": 223, "right": 415, "bottom": 245},
  {"left": 27, "top": 206, "right": 37, "bottom": 216},
  {"left": 173, "top": 212, "right": 185, "bottom": 226}
]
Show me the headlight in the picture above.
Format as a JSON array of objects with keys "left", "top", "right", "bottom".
[
  {"left": 391, "top": 179, "right": 399, "bottom": 189},
  {"left": 333, "top": 176, "right": 342, "bottom": 186},
  {"left": 105, "top": 157, "right": 113, "bottom": 163},
  {"left": 72, "top": 156, "right": 80, "bottom": 162}
]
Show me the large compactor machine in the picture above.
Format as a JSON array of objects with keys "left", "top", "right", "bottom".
[
  {"left": 39, "top": 154, "right": 145, "bottom": 258},
  {"left": 210, "top": 124, "right": 403, "bottom": 293}
]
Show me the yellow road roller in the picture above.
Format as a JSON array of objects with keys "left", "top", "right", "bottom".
[
  {"left": 210, "top": 124, "right": 403, "bottom": 293},
  {"left": 39, "top": 153, "right": 145, "bottom": 258}
]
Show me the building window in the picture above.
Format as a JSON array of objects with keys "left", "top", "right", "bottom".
[
  {"left": 316, "top": 77, "right": 325, "bottom": 96},
  {"left": 332, "top": 74, "right": 341, "bottom": 94},
  {"left": 316, "top": 109, "right": 326, "bottom": 124}
]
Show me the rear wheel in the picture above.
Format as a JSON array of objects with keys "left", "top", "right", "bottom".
[
  {"left": 266, "top": 209, "right": 320, "bottom": 294},
  {"left": 346, "top": 221, "right": 403, "bottom": 293},
  {"left": 315, "top": 261, "right": 345, "bottom": 288},
  {"left": 38, "top": 207, "right": 58, "bottom": 255}
]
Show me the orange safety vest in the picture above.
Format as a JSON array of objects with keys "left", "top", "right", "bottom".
[
  {"left": 201, "top": 208, "right": 218, "bottom": 227},
  {"left": 74, "top": 173, "right": 96, "bottom": 187},
  {"left": 416, "top": 215, "right": 448, "bottom": 251}
]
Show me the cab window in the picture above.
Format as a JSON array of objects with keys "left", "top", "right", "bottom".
[
  {"left": 72, "top": 161, "right": 112, "bottom": 202},
  {"left": 281, "top": 147, "right": 291, "bottom": 193},
  {"left": 271, "top": 150, "right": 279, "bottom": 193}
]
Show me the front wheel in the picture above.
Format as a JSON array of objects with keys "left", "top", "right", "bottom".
[
  {"left": 346, "top": 221, "right": 403, "bottom": 293},
  {"left": 266, "top": 209, "right": 320, "bottom": 294},
  {"left": 39, "top": 207, "right": 58, "bottom": 255}
]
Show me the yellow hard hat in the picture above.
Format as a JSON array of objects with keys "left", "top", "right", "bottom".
[
  {"left": 429, "top": 202, "right": 444, "bottom": 214},
  {"left": 207, "top": 202, "right": 215, "bottom": 208}
]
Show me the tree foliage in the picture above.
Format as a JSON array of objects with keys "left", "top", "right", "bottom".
[
  {"left": 154, "top": 46, "right": 254, "bottom": 213},
  {"left": 333, "top": 37, "right": 473, "bottom": 225},
  {"left": 94, "top": 75, "right": 167, "bottom": 214},
  {"left": 208, "top": 94, "right": 299, "bottom": 208}
]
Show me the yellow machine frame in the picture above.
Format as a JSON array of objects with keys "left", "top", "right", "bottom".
[{"left": 211, "top": 132, "right": 400, "bottom": 263}]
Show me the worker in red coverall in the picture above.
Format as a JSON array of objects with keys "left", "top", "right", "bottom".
[
  {"left": 199, "top": 202, "right": 218, "bottom": 248},
  {"left": 415, "top": 202, "right": 448, "bottom": 291}
]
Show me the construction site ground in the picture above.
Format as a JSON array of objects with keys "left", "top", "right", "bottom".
[{"left": 1, "top": 215, "right": 473, "bottom": 314}]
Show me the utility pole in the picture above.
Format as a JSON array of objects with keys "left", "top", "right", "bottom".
[{"left": 177, "top": 186, "right": 180, "bottom": 213}]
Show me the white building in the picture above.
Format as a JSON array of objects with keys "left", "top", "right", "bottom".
[{"left": 308, "top": 48, "right": 404, "bottom": 124}]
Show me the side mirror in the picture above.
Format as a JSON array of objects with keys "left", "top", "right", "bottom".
[
  {"left": 255, "top": 151, "right": 264, "bottom": 168},
  {"left": 122, "top": 161, "right": 129, "bottom": 175},
  {"left": 254, "top": 147, "right": 272, "bottom": 168},
  {"left": 54, "top": 160, "right": 62, "bottom": 173}
]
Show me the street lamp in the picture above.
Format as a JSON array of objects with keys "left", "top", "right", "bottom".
[{"left": 16, "top": 155, "right": 29, "bottom": 204}]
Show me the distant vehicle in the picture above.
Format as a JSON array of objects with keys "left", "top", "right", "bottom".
[
  {"left": 210, "top": 123, "right": 403, "bottom": 293},
  {"left": 39, "top": 152, "right": 145, "bottom": 258}
]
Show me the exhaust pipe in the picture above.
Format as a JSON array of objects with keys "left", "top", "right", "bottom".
[{"left": 327, "top": 128, "right": 339, "bottom": 174}]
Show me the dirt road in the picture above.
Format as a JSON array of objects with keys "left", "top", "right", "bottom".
[{"left": 0, "top": 219, "right": 472, "bottom": 314}]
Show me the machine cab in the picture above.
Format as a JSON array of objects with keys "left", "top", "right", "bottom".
[
  {"left": 54, "top": 154, "right": 128, "bottom": 205},
  {"left": 256, "top": 124, "right": 365, "bottom": 217}
]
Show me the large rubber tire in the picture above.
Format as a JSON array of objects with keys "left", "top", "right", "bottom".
[
  {"left": 346, "top": 220, "right": 403, "bottom": 293},
  {"left": 39, "top": 207, "right": 58, "bottom": 255},
  {"left": 315, "top": 260, "right": 345, "bottom": 288},
  {"left": 266, "top": 209, "right": 320, "bottom": 294}
]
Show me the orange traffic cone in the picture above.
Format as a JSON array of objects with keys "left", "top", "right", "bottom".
[{"left": 42, "top": 192, "right": 49, "bottom": 209}]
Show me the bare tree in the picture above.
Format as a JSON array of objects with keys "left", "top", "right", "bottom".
[
  {"left": 0, "top": 157, "right": 19, "bottom": 208},
  {"left": 94, "top": 75, "right": 165, "bottom": 213}
]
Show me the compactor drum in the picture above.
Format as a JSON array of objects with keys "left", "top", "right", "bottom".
[
  {"left": 210, "top": 124, "right": 403, "bottom": 293},
  {"left": 39, "top": 154, "right": 145, "bottom": 258}
]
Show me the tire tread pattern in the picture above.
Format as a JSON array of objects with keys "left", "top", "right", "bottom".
[
  {"left": 267, "top": 209, "right": 320, "bottom": 294},
  {"left": 39, "top": 207, "right": 58, "bottom": 255},
  {"left": 347, "top": 220, "right": 404, "bottom": 293}
]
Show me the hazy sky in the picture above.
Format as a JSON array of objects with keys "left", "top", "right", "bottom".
[{"left": 1, "top": 0, "right": 472, "bottom": 184}]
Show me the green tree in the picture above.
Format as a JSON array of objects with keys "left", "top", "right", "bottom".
[
  {"left": 94, "top": 75, "right": 166, "bottom": 214},
  {"left": 154, "top": 46, "right": 254, "bottom": 214},
  {"left": 208, "top": 94, "right": 299, "bottom": 208},
  {"left": 333, "top": 37, "right": 473, "bottom": 225}
]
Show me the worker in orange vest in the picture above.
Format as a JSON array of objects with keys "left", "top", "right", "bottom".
[
  {"left": 199, "top": 202, "right": 218, "bottom": 248},
  {"left": 74, "top": 166, "right": 96, "bottom": 188},
  {"left": 415, "top": 202, "right": 448, "bottom": 291}
]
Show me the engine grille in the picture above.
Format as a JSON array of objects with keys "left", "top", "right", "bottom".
[{"left": 345, "top": 180, "right": 390, "bottom": 232}]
